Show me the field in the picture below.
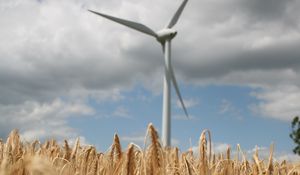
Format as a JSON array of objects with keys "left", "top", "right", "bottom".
[{"left": 0, "top": 123, "right": 299, "bottom": 175}]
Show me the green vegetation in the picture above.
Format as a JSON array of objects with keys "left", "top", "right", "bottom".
[{"left": 290, "top": 116, "right": 300, "bottom": 155}]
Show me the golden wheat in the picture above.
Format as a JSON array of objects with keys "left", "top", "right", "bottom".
[{"left": 0, "top": 124, "right": 299, "bottom": 175}]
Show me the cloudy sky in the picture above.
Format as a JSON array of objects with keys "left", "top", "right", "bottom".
[{"left": 1, "top": 0, "right": 300, "bottom": 160}]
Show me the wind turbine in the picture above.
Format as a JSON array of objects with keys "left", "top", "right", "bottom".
[{"left": 88, "top": 0, "right": 189, "bottom": 147}]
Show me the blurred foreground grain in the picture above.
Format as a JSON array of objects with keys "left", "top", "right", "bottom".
[{"left": 0, "top": 123, "right": 299, "bottom": 175}]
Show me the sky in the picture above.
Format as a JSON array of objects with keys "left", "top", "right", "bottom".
[{"left": 1, "top": 0, "right": 300, "bottom": 161}]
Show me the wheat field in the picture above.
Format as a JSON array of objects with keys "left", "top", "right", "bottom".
[{"left": 0, "top": 123, "right": 299, "bottom": 175}]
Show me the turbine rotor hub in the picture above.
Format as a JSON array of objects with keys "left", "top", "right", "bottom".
[{"left": 156, "top": 28, "right": 177, "bottom": 42}]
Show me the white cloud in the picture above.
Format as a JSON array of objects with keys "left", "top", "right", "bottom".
[
  {"left": 21, "top": 129, "right": 47, "bottom": 141},
  {"left": 214, "top": 143, "right": 230, "bottom": 154},
  {"left": 121, "top": 133, "right": 180, "bottom": 147},
  {"left": 0, "top": 0, "right": 159, "bottom": 141},
  {"left": 67, "top": 136, "right": 90, "bottom": 147},
  {"left": 0, "top": 98, "right": 94, "bottom": 141},
  {"left": 219, "top": 99, "right": 232, "bottom": 114},
  {"left": 171, "top": 138, "right": 180, "bottom": 147},
  {"left": 275, "top": 152, "right": 300, "bottom": 162},
  {"left": 190, "top": 142, "right": 230, "bottom": 156},
  {"left": 176, "top": 98, "right": 199, "bottom": 109},
  {"left": 0, "top": 0, "right": 162, "bottom": 105},
  {"left": 0, "top": 0, "right": 300, "bottom": 147},
  {"left": 112, "top": 106, "right": 131, "bottom": 118},
  {"left": 219, "top": 99, "right": 243, "bottom": 120},
  {"left": 121, "top": 136, "right": 145, "bottom": 144},
  {"left": 246, "top": 145, "right": 300, "bottom": 162},
  {"left": 191, "top": 143, "right": 300, "bottom": 162},
  {"left": 251, "top": 85, "right": 300, "bottom": 121}
]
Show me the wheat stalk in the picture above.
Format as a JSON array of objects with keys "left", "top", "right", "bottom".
[{"left": 0, "top": 125, "right": 298, "bottom": 175}]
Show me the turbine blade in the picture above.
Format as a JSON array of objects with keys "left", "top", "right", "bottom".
[
  {"left": 88, "top": 9, "right": 157, "bottom": 38},
  {"left": 166, "top": 0, "right": 188, "bottom": 28},
  {"left": 169, "top": 63, "right": 189, "bottom": 119}
]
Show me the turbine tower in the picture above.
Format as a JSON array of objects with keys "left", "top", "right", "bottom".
[{"left": 88, "top": 0, "right": 189, "bottom": 147}]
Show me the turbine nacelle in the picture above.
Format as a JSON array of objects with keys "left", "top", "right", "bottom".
[{"left": 156, "top": 29, "right": 177, "bottom": 43}]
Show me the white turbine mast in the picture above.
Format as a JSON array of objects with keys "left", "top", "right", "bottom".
[{"left": 88, "top": 0, "right": 189, "bottom": 147}]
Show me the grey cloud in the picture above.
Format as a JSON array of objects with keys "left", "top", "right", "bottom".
[
  {"left": 169, "top": 0, "right": 300, "bottom": 87},
  {"left": 188, "top": 0, "right": 300, "bottom": 26},
  {"left": 0, "top": 0, "right": 163, "bottom": 105},
  {"left": 178, "top": 38, "right": 300, "bottom": 81},
  {"left": 240, "top": 0, "right": 297, "bottom": 23},
  {"left": 0, "top": 0, "right": 300, "bottom": 140}
]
